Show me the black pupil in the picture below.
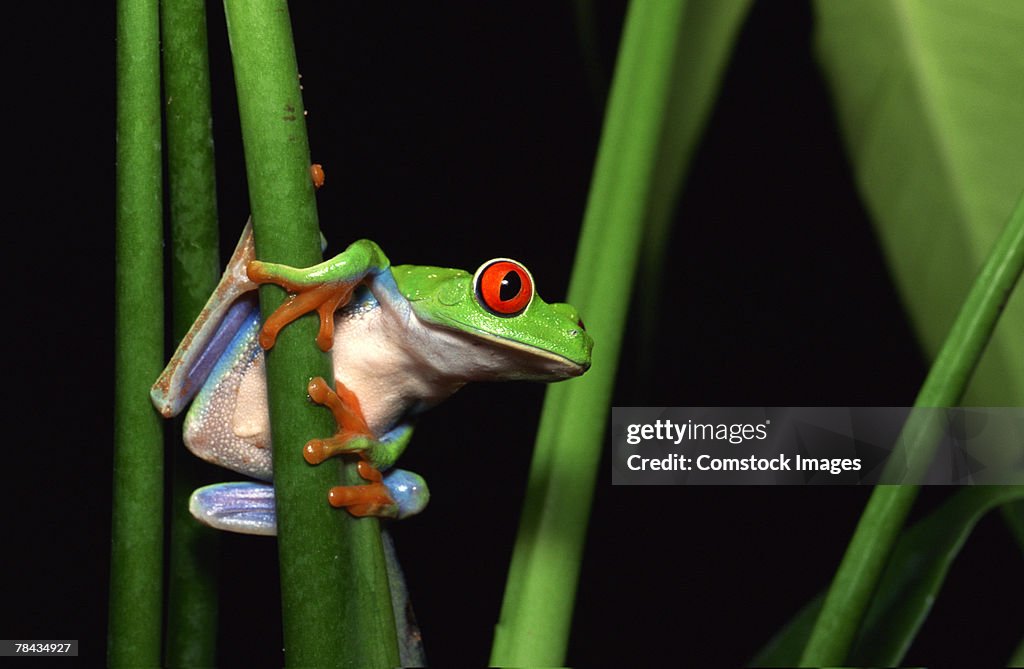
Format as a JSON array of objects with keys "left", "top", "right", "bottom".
[{"left": 499, "top": 270, "right": 521, "bottom": 302}]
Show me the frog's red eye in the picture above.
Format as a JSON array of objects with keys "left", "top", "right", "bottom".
[{"left": 473, "top": 259, "right": 534, "bottom": 316}]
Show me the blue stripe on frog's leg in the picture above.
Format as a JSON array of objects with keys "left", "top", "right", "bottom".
[
  {"left": 246, "top": 238, "right": 392, "bottom": 351},
  {"left": 189, "top": 468, "right": 429, "bottom": 535}
]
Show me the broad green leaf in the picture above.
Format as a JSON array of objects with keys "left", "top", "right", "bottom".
[
  {"left": 814, "top": 0, "right": 1024, "bottom": 404},
  {"left": 751, "top": 486, "right": 1024, "bottom": 667}
]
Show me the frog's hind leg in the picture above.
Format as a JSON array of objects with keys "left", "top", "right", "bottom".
[
  {"left": 151, "top": 221, "right": 258, "bottom": 417},
  {"left": 189, "top": 470, "right": 429, "bottom": 535},
  {"left": 189, "top": 482, "right": 277, "bottom": 536}
]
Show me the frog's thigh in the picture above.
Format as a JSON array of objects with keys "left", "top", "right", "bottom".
[
  {"left": 365, "top": 424, "right": 415, "bottom": 471},
  {"left": 235, "top": 358, "right": 271, "bottom": 440},
  {"left": 184, "top": 351, "right": 274, "bottom": 481}
]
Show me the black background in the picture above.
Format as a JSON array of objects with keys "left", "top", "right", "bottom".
[{"left": 5, "top": 1, "right": 1024, "bottom": 665}]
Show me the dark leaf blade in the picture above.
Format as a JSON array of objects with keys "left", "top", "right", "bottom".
[
  {"left": 750, "top": 594, "right": 823, "bottom": 668},
  {"left": 849, "top": 486, "right": 1024, "bottom": 665},
  {"left": 751, "top": 486, "right": 1024, "bottom": 667}
]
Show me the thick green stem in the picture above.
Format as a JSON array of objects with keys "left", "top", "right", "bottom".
[
  {"left": 799, "top": 189, "right": 1024, "bottom": 666},
  {"left": 110, "top": 0, "right": 164, "bottom": 664},
  {"left": 222, "top": 1, "right": 399, "bottom": 666},
  {"left": 160, "top": 0, "right": 221, "bottom": 664},
  {"left": 491, "top": 1, "right": 689, "bottom": 665}
]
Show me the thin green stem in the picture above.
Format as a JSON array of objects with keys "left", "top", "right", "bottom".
[
  {"left": 160, "top": 0, "right": 221, "bottom": 664},
  {"left": 110, "top": 0, "right": 164, "bottom": 664},
  {"left": 491, "top": 1, "right": 689, "bottom": 665},
  {"left": 222, "top": 1, "right": 398, "bottom": 666},
  {"left": 799, "top": 189, "right": 1024, "bottom": 666}
]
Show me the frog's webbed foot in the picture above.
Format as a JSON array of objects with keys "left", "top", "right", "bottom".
[
  {"left": 246, "top": 238, "right": 390, "bottom": 352},
  {"left": 305, "top": 376, "right": 425, "bottom": 518}
]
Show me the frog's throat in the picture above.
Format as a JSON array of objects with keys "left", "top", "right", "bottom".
[{"left": 443, "top": 324, "right": 589, "bottom": 378}]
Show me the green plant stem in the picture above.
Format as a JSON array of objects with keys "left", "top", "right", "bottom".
[
  {"left": 110, "top": 0, "right": 164, "bottom": 664},
  {"left": 490, "top": 1, "right": 689, "bottom": 665},
  {"left": 222, "top": 1, "right": 399, "bottom": 666},
  {"left": 799, "top": 189, "right": 1024, "bottom": 666},
  {"left": 160, "top": 0, "right": 221, "bottom": 664}
]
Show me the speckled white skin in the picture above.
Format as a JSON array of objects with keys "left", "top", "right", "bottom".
[{"left": 183, "top": 311, "right": 270, "bottom": 479}]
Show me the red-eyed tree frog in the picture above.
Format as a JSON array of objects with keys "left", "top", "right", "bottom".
[{"left": 150, "top": 222, "right": 593, "bottom": 536}]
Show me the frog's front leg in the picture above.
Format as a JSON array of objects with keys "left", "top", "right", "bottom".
[
  {"left": 246, "top": 239, "right": 390, "bottom": 351},
  {"left": 305, "top": 376, "right": 421, "bottom": 518}
]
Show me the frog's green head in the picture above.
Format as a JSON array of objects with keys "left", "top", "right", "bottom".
[{"left": 393, "top": 259, "right": 593, "bottom": 380}]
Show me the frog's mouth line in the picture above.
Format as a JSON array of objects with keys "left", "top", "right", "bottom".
[
  {"left": 458, "top": 326, "right": 592, "bottom": 378},
  {"left": 406, "top": 305, "right": 592, "bottom": 378}
]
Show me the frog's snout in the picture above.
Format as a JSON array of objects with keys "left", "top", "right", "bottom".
[
  {"left": 557, "top": 304, "right": 594, "bottom": 374},
  {"left": 532, "top": 301, "right": 593, "bottom": 375}
]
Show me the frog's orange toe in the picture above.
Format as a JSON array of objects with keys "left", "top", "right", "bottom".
[
  {"left": 307, "top": 377, "right": 373, "bottom": 436},
  {"left": 304, "top": 439, "right": 330, "bottom": 465},
  {"left": 328, "top": 482, "right": 396, "bottom": 518}
]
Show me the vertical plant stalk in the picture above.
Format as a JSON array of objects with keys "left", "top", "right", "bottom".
[
  {"left": 490, "top": 1, "right": 690, "bottom": 665},
  {"left": 110, "top": 0, "right": 164, "bottom": 664},
  {"left": 222, "top": 1, "right": 399, "bottom": 666},
  {"left": 799, "top": 189, "right": 1024, "bottom": 666},
  {"left": 160, "top": 0, "right": 221, "bottom": 664}
]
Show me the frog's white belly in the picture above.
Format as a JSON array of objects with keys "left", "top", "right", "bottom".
[{"left": 184, "top": 299, "right": 467, "bottom": 481}]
